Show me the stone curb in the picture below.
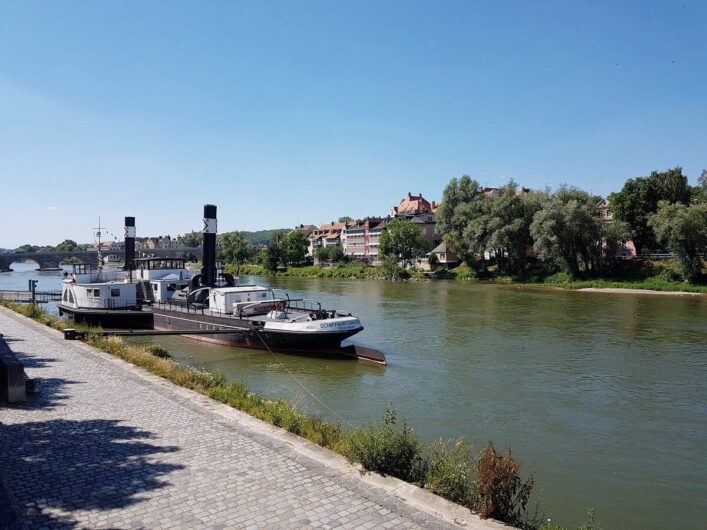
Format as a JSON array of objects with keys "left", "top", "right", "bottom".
[{"left": 0, "top": 306, "right": 511, "bottom": 530}]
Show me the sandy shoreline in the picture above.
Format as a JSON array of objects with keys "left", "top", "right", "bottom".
[{"left": 578, "top": 287, "right": 704, "bottom": 297}]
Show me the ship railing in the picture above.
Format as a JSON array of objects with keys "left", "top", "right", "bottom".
[
  {"left": 285, "top": 298, "right": 323, "bottom": 313},
  {"left": 0, "top": 290, "right": 61, "bottom": 304},
  {"left": 235, "top": 298, "right": 287, "bottom": 318}
]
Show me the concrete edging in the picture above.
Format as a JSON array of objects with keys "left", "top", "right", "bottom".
[{"left": 0, "top": 306, "right": 511, "bottom": 530}]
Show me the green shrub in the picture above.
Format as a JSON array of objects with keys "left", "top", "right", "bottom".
[
  {"left": 348, "top": 404, "right": 426, "bottom": 483},
  {"left": 448, "top": 263, "right": 478, "bottom": 280},
  {"left": 144, "top": 343, "right": 171, "bottom": 358},
  {"left": 422, "top": 439, "right": 477, "bottom": 507},
  {"left": 543, "top": 271, "right": 573, "bottom": 284},
  {"left": 475, "top": 442, "right": 535, "bottom": 526},
  {"left": 655, "top": 264, "right": 684, "bottom": 283}
]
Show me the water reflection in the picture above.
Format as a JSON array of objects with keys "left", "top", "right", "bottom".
[{"left": 1, "top": 265, "right": 706, "bottom": 530}]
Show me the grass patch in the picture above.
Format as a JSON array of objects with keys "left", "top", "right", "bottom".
[{"left": 1, "top": 301, "right": 595, "bottom": 529}]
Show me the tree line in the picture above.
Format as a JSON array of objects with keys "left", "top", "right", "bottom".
[
  {"left": 437, "top": 167, "right": 707, "bottom": 282},
  {"left": 196, "top": 166, "right": 707, "bottom": 283}
]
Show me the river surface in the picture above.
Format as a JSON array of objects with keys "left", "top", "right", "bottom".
[{"left": 1, "top": 262, "right": 706, "bottom": 530}]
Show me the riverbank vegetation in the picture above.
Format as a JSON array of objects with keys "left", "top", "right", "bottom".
[
  {"left": 437, "top": 169, "right": 707, "bottom": 286},
  {"left": 2, "top": 301, "right": 598, "bottom": 530}
]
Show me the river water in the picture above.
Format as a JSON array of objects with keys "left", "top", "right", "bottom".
[{"left": 1, "top": 262, "right": 706, "bottom": 530}]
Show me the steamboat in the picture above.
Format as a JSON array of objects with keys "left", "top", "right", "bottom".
[{"left": 151, "top": 205, "right": 385, "bottom": 364}]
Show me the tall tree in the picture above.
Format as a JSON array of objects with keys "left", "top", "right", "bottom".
[
  {"left": 280, "top": 231, "right": 308, "bottom": 266},
  {"left": 436, "top": 176, "right": 487, "bottom": 264},
  {"left": 178, "top": 231, "right": 202, "bottom": 248},
  {"left": 485, "top": 183, "right": 547, "bottom": 275},
  {"left": 649, "top": 202, "right": 707, "bottom": 282},
  {"left": 379, "top": 219, "right": 428, "bottom": 268},
  {"left": 263, "top": 244, "right": 282, "bottom": 272},
  {"left": 609, "top": 167, "right": 690, "bottom": 254},
  {"left": 530, "top": 187, "right": 606, "bottom": 277},
  {"left": 218, "top": 232, "right": 249, "bottom": 265}
]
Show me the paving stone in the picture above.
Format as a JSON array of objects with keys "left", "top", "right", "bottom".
[{"left": 0, "top": 309, "right": 465, "bottom": 529}]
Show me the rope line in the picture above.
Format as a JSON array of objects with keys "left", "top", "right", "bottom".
[{"left": 254, "top": 330, "right": 354, "bottom": 427}]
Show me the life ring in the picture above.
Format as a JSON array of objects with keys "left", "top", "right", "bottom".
[{"left": 275, "top": 302, "right": 284, "bottom": 311}]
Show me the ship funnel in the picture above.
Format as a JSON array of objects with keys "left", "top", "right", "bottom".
[
  {"left": 201, "top": 204, "right": 217, "bottom": 287},
  {"left": 123, "top": 216, "right": 136, "bottom": 271}
]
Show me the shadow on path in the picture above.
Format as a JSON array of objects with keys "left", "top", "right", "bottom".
[{"left": 0, "top": 419, "right": 184, "bottom": 528}]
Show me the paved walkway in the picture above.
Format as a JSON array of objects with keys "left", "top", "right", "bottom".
[{"left": 0, "top": 308, "right": 504, "bottom": 530}]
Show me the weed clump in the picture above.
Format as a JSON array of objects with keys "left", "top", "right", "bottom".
[
  {"left": 422, "top": 439, "right": 477, "bottom": 507},
  {"left": 475, "top": 442, "right": 535, "bottom": 526},
  {"left": 144, "top": 343, "right": 171, "bottom": 359},
  {"left": 348, "top": 404, "right": 426, "bottom": 483}
]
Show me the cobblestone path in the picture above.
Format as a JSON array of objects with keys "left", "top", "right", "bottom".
[{"left": 0, "top": 309, "right": 497, "bottom": 530}]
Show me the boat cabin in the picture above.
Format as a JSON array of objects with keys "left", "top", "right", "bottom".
[
  {"left": 133, "top": 258, "right": 196, "bottom": 303},
  {"left": 208, "top": 286, "right": 278, "bottom": 315},
  {"left": 134, "top": 258, "right": 192, "bottom": 281},
  {"left": 61, "top": 263, "right": 138, "bottom": 310}
]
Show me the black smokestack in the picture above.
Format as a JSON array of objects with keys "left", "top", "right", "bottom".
[
  {"left": 201, "top": 204, "right": 217, "bottom": 287},
  {"left": 123, "top": 216, "right": 135, "bottom": 271}
]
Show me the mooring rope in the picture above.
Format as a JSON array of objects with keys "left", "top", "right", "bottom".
[{"left": 254, "top": 330, "right": 354, "bottom": 427}]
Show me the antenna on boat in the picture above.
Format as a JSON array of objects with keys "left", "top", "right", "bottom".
[{"left": 93, "top": 217, "right": 106, "bottom": 269}]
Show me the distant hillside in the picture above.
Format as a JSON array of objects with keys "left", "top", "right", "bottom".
[{"left": 239, "top": 229, "right": 289, "bottom": 246}]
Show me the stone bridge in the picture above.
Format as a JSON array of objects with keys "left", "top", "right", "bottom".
[{"left": 0, "top": 248, "right": 203, "bottom": 272}]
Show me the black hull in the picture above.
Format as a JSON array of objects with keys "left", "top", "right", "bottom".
[
  {"left": 152, "top": 308, "right": 385, "bottom": 364},
  {"left": 58, "top": 304, "right": 153, "bottom": 329}
]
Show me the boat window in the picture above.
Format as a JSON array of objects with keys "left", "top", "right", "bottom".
[
  {"left": 62, "top": 289, "right": 68, "bottom": 302},
  {"left": 167, "top": 283, "right": 177, "bottom": 292},
  {"left": 111, "top": 288, "right": 120, "bottom": 297},
  {"left": 152, "top": 284, "right": 158, "bottom": 291},
  {"left": 68, "top": 290, "right": 74, "bottom": 304},
  {"left": 94, "top": 289, "right": 100, "bottom": 297},
  {"left": 261, "top": 293, "right": 267, "bottom": 298},
  {"left": 86, "top": 288, "right": 92, "bottom": 297}
]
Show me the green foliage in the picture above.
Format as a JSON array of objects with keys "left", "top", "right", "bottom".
[
  {"left": 54, "top": 239, "right": 80, "bottom": 251},
  {"left": 609, "top": 167, "right": 690, "bottom": 253},
  {"left": 14, "top": 244, "right": 40, "bottom": 253},
  {"left": 648, "top": 202, "right": 707, "bottom": 282},
  {"left": 144, "top": 343, "right": 171, "bottom": 359},
  {"left": 475, "top": 442, "right": 535, "bottom": 526},
  {"left": 530, "top": 187, "right": 628, "bottom": 278},
  {"left": 316, "top": 245, "right": 344, "bottom": 263},
  {"left": 422, "top": 439, "right": 477, "bottom": 507},
  {"left": 437, "top": 178, "right": 548, "bottom": 275},
  {"left": 240, "top": 229, "right": 289, "bottom": 246},
  {"left": 348, "top": 404, "right": 426, "bottom": 483},
  {"left": 280, "top": 231, "right": 309, "bottom": 266},
  {"left": 446, "top": 263, "right": 479, "bottom": 280},
  {"left": 264, "top": 244, "right": 282, "bottom": 272},
  {"left": 379, "top": 219, "right": 428, "bottom": 268},
  {"left": 338, "top": 216, "right": 354, "bottom": 223},
  {"left": 379, "top": 255, "right": 410, "bottom": 280},
  {"left": 178, "top": 231, "right": 202, "bottom": 248},
  {"left": 218, "top": 231, "right": 249, "bottom": 265},
  {"left": 436, "top": 175, "right": 487, "bottom": 264}
]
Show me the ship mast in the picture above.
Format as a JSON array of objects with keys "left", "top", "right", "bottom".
[{"left": 93, "top": 217, "right": 106, "bottom": 268}]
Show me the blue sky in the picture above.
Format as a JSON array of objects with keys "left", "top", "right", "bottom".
[{"left": 1, "top": 1, "right": 705, "bottom": 247}]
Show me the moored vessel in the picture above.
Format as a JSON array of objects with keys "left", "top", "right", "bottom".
[
  {"left": 152, "top": 205, "right": 385, "bottom": 364},
  {"left": 57, "top": 217, "right": 152, "bottom": 328}
]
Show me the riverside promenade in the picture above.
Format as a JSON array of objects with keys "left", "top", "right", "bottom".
[{"left": 0, "top": 308, "right": 505, "bottom": 530}]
